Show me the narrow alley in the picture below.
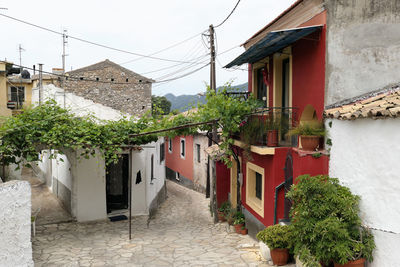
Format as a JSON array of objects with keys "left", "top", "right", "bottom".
[{"left": 32, "top": 180, "right": 271, "bottom": 266}]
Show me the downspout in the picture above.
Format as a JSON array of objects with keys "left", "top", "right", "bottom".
[{"left": 273, "top": 181, "right": 285, "bottom": 225}]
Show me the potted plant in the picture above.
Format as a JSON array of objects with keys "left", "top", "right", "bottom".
[
  {"left": 218, "top": 201, "right": 230, "bottom": 222},
  {"left": 240, "top": 226, "right": 248, "bottom": 235},
  {"left": 286, "top": 175, "right": 375, "bottom": 266},
  {"left": 256, "top": 224, "right": 293, "bottom": 266},
  {"left": 234, "top": 216, "right": 245, "bottom": 233},
  {"left": 240, "top": 116, "right": 264, "bottom": 146},
  {"left": 226, "top": 208, "right": 236, "bottom": 225},
  {"left": 264, "top": 114, "right": 282, "bottom": 147},
  {"left": 289, "top": 121, "right": 325, "bottom": 151}
]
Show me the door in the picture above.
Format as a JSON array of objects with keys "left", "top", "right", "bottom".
[
  {"left": 230, "top": 157, "right": 241, "bottom": 209},
  {"left": 106, "top": 154, "right": 129, "bottom": 213}
]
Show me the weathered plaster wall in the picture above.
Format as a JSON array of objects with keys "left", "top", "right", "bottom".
[
  {"left": 193, "top": 134, "right": 209, "bottom": 193},
  {"left": 32, "top": 84, "right": 128, "bottom": 121},
  {"left": 325, "top": 0, "right": 400, "bottom": 105},
  {"left": 70, "top": 149, "right": 107, "bottom": 222},
  {"left": 0, "top": 180, "right": 33, "bottom": 266},
  {"left": 327, "top": 118, "right": 400, "bottom": 266}
]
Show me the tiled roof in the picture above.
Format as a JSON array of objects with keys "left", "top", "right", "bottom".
[{"left": 324, "top": 87, "right": 400, "bottom": 120}]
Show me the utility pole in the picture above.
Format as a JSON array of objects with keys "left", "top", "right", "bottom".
[
  {"left": 38, "top": 64, "right": 43, "bottom": 105},
  {"left": 62, "top": 29, "right": 68, "bottom": 108},
  {"left": 17, "top": 44, "right": 25, "bottom": 110},
  {"left": 209, "top": 24, "right": 218, "bottom": 223}
]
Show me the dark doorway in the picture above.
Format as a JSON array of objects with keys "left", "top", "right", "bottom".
[
  {"left": 283, "top": 151, "right": 293, "bottom": 221},
  {"left": 106, "top": 154, "right": 129, "bottom": 213}
]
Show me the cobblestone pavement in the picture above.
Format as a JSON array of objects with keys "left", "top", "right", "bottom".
[{"left": 33, "top": 180, "right": 274, "bottom": 266}]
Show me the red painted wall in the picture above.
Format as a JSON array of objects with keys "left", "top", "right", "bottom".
[
  {"left": 216, "top": 160, "right": 230, "bottom": 207},
  {"left": 292, "top": 11, "right": 326, "bottom": 120},
  {"left": 240, "top": 148, "right": 329, "bottom": 227},
  {"left": 165, "top": 136, "right": 194, "bottom": 180}
]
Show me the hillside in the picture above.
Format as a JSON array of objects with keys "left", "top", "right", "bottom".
[{"left": 165, "top": 82, "right": 248, "bottom": 112}]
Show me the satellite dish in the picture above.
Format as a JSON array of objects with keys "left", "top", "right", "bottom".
[{"left": 21, "top": 69, "right": 30, "bottom": 79}]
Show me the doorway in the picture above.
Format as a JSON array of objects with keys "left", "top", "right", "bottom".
[{"left": 106, "top": 154, "right": 129, "bottom": 213}]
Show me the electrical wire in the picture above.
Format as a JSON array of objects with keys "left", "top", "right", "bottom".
[
  {"left": 214, "top": 0, "right": 241, "bottom": 28},
  {"left": 0, "top": 13, "right": 207, "bottom": 65},
  {"left": 119, "top": 31, "right": 207, "bottom": 65},
  {"left": 153, "top": 63, "right": 210, "bottom": 84}
]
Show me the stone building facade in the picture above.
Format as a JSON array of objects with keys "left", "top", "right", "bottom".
[{"left": 64, "top": 59, "right": 153, "bottom": 116}]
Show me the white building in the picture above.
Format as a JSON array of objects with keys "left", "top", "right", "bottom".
[
  {"left": 325, "top": 86, "right": 400, "bottom": 267},
  {"left": 31, "top": 84, "right": 166, "bottom": 222}
]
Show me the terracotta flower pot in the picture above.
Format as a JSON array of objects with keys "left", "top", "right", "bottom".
[
  {"left": 300, "top": 135, "right": 320, "bottom": 151},
  {"left": 267, "top": 130, "right": 279, "bottom": 147},
  {"left": 240, "top": 228, "right": 248, "bottom": 235},
  {"left": 270, "top": 248, "right": 289, "bottom": 266},
  {"left": 234, "top": 223, "right": 244, "bottom": 233},
  {"left": 334, "top": 258, "right": 366, "bottom": 267},
  {"left": 217, "top": 211, "right": 226, "bottom": 222}
]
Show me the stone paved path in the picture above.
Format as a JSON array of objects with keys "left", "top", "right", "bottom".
[{"left": 33, "top": 180, "right": 272, "bottom": 266}]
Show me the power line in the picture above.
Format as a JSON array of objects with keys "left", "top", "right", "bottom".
[
  {"left": 154, "top": 63, "right": 210, "bottom": 85},
  {"left": 0, "top": 13, "right": 207, "bottom": 65},
  {"left": 214, "top": 0, "right": 241, "bottom": 28},
  {"left": 120, "top": 32, "right": 206, "bottom": 65}
]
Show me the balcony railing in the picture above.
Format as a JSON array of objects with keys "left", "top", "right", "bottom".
[
  {"left": 234, "top": 107, "right": 298, "bottom": 148},
  {"left": 224, "top": 91, "right": 251, "bottom": 101}
]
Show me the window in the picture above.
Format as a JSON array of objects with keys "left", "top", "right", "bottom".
[
  {"left": 168, "top": 138, "right": 172, "bottom": 153},
  {"left": 196, "top": 144, "right": 201, "bottom": 163},
  {"left": 255, "top": 172, "right": 262, "bottom": 200},
  {"left": 246, "top": 162, "right": 265, "bottom": 217},
  {"left": 180, "top": 138, "right": 185, "bottom": 158},
  {"left": 126, "top": 78, "right": 129, "bottom": 82},
  {"left": 9, "top": 86, "right": 25, "bottom": 103},
  {"left": 160, "top": 143, "right": 165, "bottom": 162},
  {"left": 256, "top": 67, "right": 268, "bottom": 103}
]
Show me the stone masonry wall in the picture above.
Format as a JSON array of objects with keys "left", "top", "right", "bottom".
[
  {"left": 64, "top": 66, "right": 152, "bottom": 116},
  {"left": 0, "top": 180, "right": 33, "bottom": 266}
]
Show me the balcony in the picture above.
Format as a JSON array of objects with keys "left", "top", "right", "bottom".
[{"left": 233, "top": 107, "right": 298, "bottom": 154}]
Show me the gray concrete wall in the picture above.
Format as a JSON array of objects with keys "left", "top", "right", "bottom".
[
  {"left": 325, "top": 0, "right": 400, "bottom": 105},
  {"left": 0, "top": 180, "right": 34, "bottom": 266}
]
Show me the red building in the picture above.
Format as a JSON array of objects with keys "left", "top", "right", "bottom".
[{"left": 221, "top": 0, "right": 329, "bottom": 237}]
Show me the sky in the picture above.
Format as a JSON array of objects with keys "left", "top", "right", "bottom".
[{"left": 0, "top": 0, "right": 296, "bottom": 96}]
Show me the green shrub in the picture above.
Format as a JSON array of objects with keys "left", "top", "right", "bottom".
[
  {"left": 256, "top": 224, "right": 293, "bottom": 250},
  {"left": 219, "top": 201, "right": 230, "bottom": 213},
  {"left": 289, "top": 121, "right": 325, "bottom": 137},
  {"left": 234, "top": 217, "right": 245, "bottom": 225},
  {"left": 286, "top": 175, "right": 375, "bottom": 265}
]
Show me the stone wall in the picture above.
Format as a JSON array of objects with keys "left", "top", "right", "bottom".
[
  {"left": 193, "top": 134, "right": 209, "bottom": 194},
  {"left": 64, "top": 63, "right": 152, "bottom": 116},
  {"left": 0, "top": 180, "right": 34, "bottom": 266},
  {"left": 325, "top": 0, "right": 400, "bottom": 105}
]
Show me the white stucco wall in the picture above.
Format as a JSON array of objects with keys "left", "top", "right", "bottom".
[
  {"left": 0, "top": 180, "right": 33, "bottom": 266},
  {"left": 32, "top": 84, "right": 128, "bottom": 121},
  {"left": 70, "top": 149, "right": 107, "bottom": 222},
  {"left": 327, "top": 118, "right": 400, "bottom": 266},
  {"left": 193, "top": 134, "right": 209, "bottom": 193}
]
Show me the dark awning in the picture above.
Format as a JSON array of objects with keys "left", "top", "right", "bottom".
[{"left": 225, "top": 25, "right": 322, "bottom": 68}]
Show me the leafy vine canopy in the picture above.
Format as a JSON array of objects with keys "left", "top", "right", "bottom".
[{"left": 0, "top": 83, "right": 260, "bottom": 168}]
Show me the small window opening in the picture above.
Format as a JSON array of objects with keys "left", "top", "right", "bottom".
[
  {"left": 196, "top": 144, "right": 201, "bottom": 163},
  {"left": 142, "top": 106, "right": 145, "bottom": 109},
  {"left": 111, "top": 78, "right": 114, "bottom": 82},
  {"left": 139, "top": 79, "right": 142, "bottom": 83},
  {"left": 96, "top": 77, "right": 99, "bottom": 81},
  {"left": 80, "top": 77, "right": 84, "bottom": 80},
  {"left": 180, "top": 139, "right": 185, "bottom": 158},
  {"left": 255, "top": 172, "right": 262, "bottom": 200},
  {"left": 126, "top": 78, "right": 129, "bottom": 82}
]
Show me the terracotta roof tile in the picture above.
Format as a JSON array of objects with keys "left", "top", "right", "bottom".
[{"left": 324, "top": 87, "right": 400, "bottom": 120}]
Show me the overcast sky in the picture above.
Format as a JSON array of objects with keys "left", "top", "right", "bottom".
[{"left": 0, "top": 0, "right": 295, "bottom": 96}]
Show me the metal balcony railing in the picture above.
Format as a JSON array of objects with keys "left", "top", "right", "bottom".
[{"left": 235, "top": 107, "right": 298, "bottom": 147}]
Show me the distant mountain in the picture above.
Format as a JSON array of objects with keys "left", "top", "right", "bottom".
[{"left": 165, "top": 82, "right": 248, "bottom": 112}]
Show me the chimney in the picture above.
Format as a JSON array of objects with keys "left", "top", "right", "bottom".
[{"left": 52, "top": 68, "right": 64, "bottom": 75}]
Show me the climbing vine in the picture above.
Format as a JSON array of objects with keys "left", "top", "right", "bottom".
[{"left": 0, "top": 83, "right": 260, "bottom": 169}]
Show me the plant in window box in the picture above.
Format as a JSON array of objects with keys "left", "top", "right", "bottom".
[
  {"left": 256, "top": 224, "right": 293, "bottom": 266},
  {"left": 288, "top": 121, "right": 325, "bottom": 151}
]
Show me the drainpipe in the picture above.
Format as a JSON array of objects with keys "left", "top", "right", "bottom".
[{"left": 273, "top": 181, "right": 285, "bottom": 225}]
